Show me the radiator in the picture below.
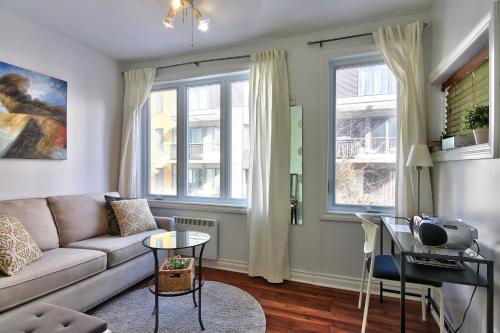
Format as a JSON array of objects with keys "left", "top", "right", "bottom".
[{"left": 174, "top": 216, "right": 218, "bottom": 260}]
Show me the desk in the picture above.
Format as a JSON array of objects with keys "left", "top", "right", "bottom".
[{"left": 380, "top": 216, "right": 494, "bottom": 333}]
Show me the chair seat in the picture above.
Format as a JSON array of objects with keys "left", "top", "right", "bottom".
[{"left": 367, "top": 255, "right": 442, "bottom": 287}]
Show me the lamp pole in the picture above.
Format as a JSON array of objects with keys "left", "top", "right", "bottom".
[{"left": 416, "top": 165, "right": 422, "bottom": 216}]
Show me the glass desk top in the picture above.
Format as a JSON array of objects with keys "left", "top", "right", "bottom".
[
  {"left": 143, "top": 231, "right": 210, "bottom": 250},
  {"left": 381, "top": 216, "right": 487, "bottom": 263}
]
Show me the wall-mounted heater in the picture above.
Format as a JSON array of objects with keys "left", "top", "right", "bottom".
[{"left": 173, "top": 216, "right": 218, "bottom": 260}]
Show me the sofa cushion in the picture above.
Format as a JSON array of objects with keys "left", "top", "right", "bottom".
[
  {"left": 65, "top": 229, "right": 164, "bottom": 268},
  {"left": 104, "top": 194, "right": 128, "bottom": 235},
  {"left": 0, "top": 302, "right": 108, "bottom": 333},
  {"left": 0, "top": 248, "right": 106, "bottom": 312},
  {"left": 48, "top": 192, "right": 119, "bottom": 246},
  {"left": 0, "top": 198, "right": 59, "bottom": 251},
  {"left": 0, "top": 215, "right": 43, "bottom": 276},
  {"left": 111, "top": 199, "right": 157, "bottom": 237}
]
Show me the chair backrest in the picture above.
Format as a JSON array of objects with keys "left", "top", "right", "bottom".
[{"left": 355, "top": 213, "right": 379, "bottom": 254}]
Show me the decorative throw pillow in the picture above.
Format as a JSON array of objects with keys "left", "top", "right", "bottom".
[
  {"left": 104, "top": 195, "right": 129, "bottom": 235},
  {"left": 0, "top": 215, "right": 43, "bottom": 276},
  {"left": 110, "top": 199, "right": 157, "bottom": 237}
]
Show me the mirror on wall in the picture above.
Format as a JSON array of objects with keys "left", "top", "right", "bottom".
[{"left": 290, "top": 106, "right": 303, "bottom": 225}]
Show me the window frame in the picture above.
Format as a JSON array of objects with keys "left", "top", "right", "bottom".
[
  {"left": 142, "top": 71, "right": 250, "bottom": 206},
  {"left": 328, "top": 54, "right": 398, "bottom": 215}
]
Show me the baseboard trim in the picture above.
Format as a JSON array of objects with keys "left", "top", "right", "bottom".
[{"left": 203, "top": 258, "right": 421, "bottom": 298}]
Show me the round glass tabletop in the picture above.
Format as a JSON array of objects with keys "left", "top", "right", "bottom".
[{"left": 142, "top": 231, "right": 210, "bottom": 250}]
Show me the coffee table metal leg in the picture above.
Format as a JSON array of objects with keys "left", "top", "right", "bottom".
[
  {"left": 198, "top": 243, "right": 206, "bottom": 330},
  {"left": 192, "top": 247, "right": 197, "bottom": 307},
  {"left": 153, "top": 249, "right": 159, "bottom": 333}
]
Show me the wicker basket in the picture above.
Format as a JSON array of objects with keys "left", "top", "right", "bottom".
[{"left": 158, "top": 257, "right": 194, "bottom": 292}]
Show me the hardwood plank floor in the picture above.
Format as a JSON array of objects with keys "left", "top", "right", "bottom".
[{"left": 203, "top": 268, "right": 439, "bottom": 333}]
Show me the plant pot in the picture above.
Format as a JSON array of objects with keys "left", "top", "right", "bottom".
[{"left": 473, "top": 126, "right": 489, "bottom": 144}]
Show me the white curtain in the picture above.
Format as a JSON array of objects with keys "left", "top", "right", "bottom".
[
  {"left": 118, "top": 68, "right": 156, "bottom": 197},
  {"left": 373, "top": 22, "right": 433, "bottom": 217},
  {"left": 247, "top": 50, "right": 291, "bottom": 283}
]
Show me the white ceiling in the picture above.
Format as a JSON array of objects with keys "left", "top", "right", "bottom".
[{"left": 0, "top": 0, "right": 433, "bottom": 62}]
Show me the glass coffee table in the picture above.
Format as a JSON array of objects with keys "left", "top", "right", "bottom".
[{"left": 143, "top": 231, "right": 210, "bottom": 333}]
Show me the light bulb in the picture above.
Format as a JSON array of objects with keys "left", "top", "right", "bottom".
[
  {"left": 171, "top": 0, "right": 182, "bottom": 10},
  {"left": 197, "top": 18, "right": 209, "bottom": 32}
]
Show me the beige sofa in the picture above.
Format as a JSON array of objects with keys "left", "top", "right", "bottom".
[{"left": 0, "top": 192, "right": 172, "bottom": 314}]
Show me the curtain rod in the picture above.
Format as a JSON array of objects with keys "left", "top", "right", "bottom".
[
  {"left": 123, "top": 55, "right": 251, "bottom": 74},
  {"left": 307, "top": 22, "right": 428, "bottom": 47}
]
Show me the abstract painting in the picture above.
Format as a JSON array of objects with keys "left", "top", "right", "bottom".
[{"left": 0, "top": 61, "right": 67, "bottom": 159}]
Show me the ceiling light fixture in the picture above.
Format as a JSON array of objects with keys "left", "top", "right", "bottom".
[{"left": 162, "top": 0, "right": 210, "bottom": 47}]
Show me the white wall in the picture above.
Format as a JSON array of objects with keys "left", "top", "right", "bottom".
[
  {"left": 0, "top": 8, "right": 122, "bottom": 200},
  {"left": 121, "top": 13, "right": 430, "bottom": 288},
  {"left": 429, "top": 0, "right": 499, "bottom": 332}
]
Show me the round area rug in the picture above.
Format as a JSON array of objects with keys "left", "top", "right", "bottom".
[{"left": 89, "top": 281, "right": 266, "bottom": 333}]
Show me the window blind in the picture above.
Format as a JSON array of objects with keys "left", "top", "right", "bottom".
[{"left": 444, "top": 61, "right": 489, "bottom": 136}]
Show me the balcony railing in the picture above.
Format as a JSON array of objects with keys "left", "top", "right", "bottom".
[
  {"left": 155, "top": 143, "right": 222, "bottom": 161},
  {"left": 336, "top": 137, "right": 396, "bottom": 159}
]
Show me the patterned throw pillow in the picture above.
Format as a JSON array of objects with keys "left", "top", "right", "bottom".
[
  {"left": 104, "top": 195, "right": 129, "bottom": 235},
  {"left": 0, "top": 215, "right": 43, "bottom": 276},
  {"left": 110, "top": 199, "right": 157, "bottom": 237}
]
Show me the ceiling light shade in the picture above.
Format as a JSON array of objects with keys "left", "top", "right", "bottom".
[
  {"left": 163, "top": 17, "right": 174, "bottom": 28},
  {"left": 163, "top": 8, "right": 176, "bottom": 28},
  {"left": 198, "top": 18, "right": 209, "bottom": 32},
  {"left": 162, "top": 0, "right": 209, "bottom": 46},
  {"left": 171, "top": 0, "right": 182, "bottom": 10},
  {"left": 406, "top": 144, "right": 433, "bottom": 167}
]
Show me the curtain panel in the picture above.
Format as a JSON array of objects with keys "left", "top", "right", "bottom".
[
  {"left": 118, "top": 68, "right": 156, "bottom": 197},
  {"left": 247, "top": 50, "right": 291, "bottom": 283},
  {"left": 373, "top": 22, "right": 433, "bottom": 217}
]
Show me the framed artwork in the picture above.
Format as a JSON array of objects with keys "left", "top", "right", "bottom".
[{"left": 0, "top": 60, "right": 67, "bottom": 159}]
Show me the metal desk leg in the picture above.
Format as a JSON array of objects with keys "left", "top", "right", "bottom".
[
  {"left": 198, "top": 243, "right": 206, "bottom": 331},
  {"left": 400, "top": 255, "right": 406, "bottom": 333},
  {"left": 487, "top": 262, "right": 494, "bottom": 333},
  {"left": 427, "top": 288, "right": 431, "bottom": 313},
  {"left": 192, "top": 247, "right": 197, "bottom": 307},
  {"left": 153, "top": 249, "right": 159, "bottom": 333}
]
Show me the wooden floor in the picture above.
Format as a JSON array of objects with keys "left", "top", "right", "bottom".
[{"left": 204, "top": 268, "right": 439, "bottom": 333}]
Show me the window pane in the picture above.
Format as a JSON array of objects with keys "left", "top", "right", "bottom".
[
  {"left": 230, "top": 81, "right": 250, "bottom": 199},
  {"left": 334, "top": 63, "right": 397, "bottom": 207},
  {"left": 187, "top": 84, "right": 221, "bottom": 197},
  {"left": 150, "top": 89, "right": 177, "bottom": 195}
]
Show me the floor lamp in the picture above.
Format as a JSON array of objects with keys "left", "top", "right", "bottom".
[{"left": 406, "top": 144, "right": 433, "bottom": 215}]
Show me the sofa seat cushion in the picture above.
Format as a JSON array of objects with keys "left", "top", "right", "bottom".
[
  {"left": 0, "top": 248, "right": 107, "bottom": 312},
  {"left": 65, "top": 229, "right": 164, "bottom": 268}
]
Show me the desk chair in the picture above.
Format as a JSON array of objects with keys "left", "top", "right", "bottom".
[{"left": 356, "top": 213, "right": 445, "bottom": 333}]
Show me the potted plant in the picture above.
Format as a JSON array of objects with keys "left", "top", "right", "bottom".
[
  {"left": 462, "top": 105, "right": 489, "bottom": 144},
  {"left": 158, "top": 255, "right": 194, "bottom": 292}
]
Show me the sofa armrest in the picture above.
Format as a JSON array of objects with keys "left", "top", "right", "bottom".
[{"left": 154, "top": 216, "right": 175, "bottom": 231}]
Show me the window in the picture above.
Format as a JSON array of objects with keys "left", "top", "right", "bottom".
[
  {"left": 187, "top": 84, "right": 221, "bottom": 197},
  {"left": 149, "top": 89, "right": 177, "bottom": 196},
  {"left": 230, "top": 80, "right": 250, "bottom": 199},
  {"left": 329, "top": 56, "right": 398, "bottom": 213},
  {"left": 145, "top": 72, "right": 250, "bottom": 204},
  {"left": 444, "top": 57, "right": 489, "bottom": 138}
]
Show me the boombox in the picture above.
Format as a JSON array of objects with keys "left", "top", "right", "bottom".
[{"left": 413, "top": 216, "right": 478, "bottom": 251}]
